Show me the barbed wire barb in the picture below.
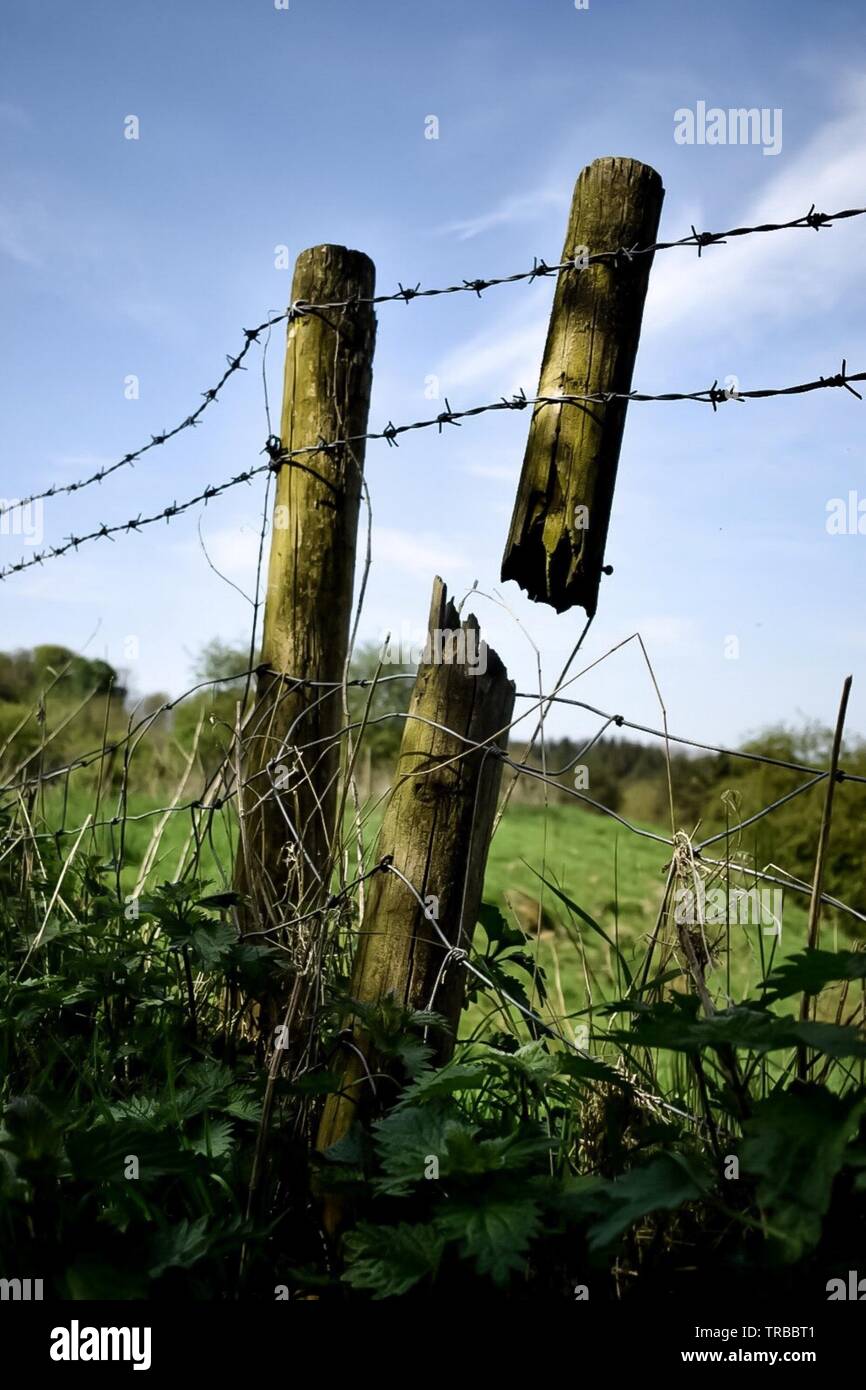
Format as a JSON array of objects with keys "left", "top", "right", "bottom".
[
  {"left": 2, "top": 358, "right": 864, "bottom": 582},
  {"left": 2, "top": 201, "right": 863, "bottom": 523}
]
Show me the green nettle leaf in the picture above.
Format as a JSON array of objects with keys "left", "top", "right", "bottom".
[
  {"left": 171, "top": 1061, "right": 234, "bottom": 1119},
  {"left": 350, "top": 994, "right": 421, "bottom": 1037},
  {"left": 739, "top": 1084, "right": 865, "bottom": 1262},
  {"left": 395, "top": 1062, "right": 489, "bottom": 1108},
  {"left": 794, "top": 1021, "right": 866, "bottom": 1061},
  {"left": 188, "top": 920, "right": 237, "bottom": 968},
  {"left": 149, "top": 879, "right": 209, "bottom": 911},
  {"left": 761, "top": 948, "right": 866, "bottom": 1002},
  {"left": 473, "top": 902, "right": 548, "bottom": 1007},
  {"left": 2, "top": 978, "right": 67, "bottom": 1024},
  {"left": 145, "top": 881, "right": 237, "bottom": 968},
  {"left": 285, "top": 1071, "right": 343, "bottom": 1098},
  {"left": 189, "top": 1116, "right": 235, "bottom": 1159},
  {"left": 583, "top": 1152, "right": 711, "bottom": 1250},
  {"left": 109, "top": 1096, "right": 161, "bottom": 1124},
  {"left": 405, "top": 1008, "right": 452, "bottom": 1032},
  {"left": 550, "top": 1173, "right": 615, "bottom": 1226},
  {"left": 391, "top": 1034, "right": 435, "bottom": 1079},
  {"left": 466, "top": 955, "right": 533, "bottom": 1013},
  {"left": 337, "top": 995, "right": 449, "bottom": 1075},
  {"left": 373, "top": 1105, "right": 474, "bottom": 1195},
  {"left": 487, "top": 1040, "right": 561, "bottom": 1085},
  {"left": 436, "top": 1194, "right": 542, "bottom": 1284},
  {"left": 1, "top": 1096, "right": 60, "bottom": 1161},
  {"left": 343, "top": 1221, "right": 445, "bottom": 1298},
  {"left": 24, "top": 918, "right": 64, "bottom": 948},
  {"left": 477, "top": 902, "right": 527, "bottom": 951},
  {"left": 197, "top": 890, "right": 243, "bottom": 910},
  {"left": 226, "top": 940, "right": 285, "bottom": 992},
  {"left": 223, "top": 1086, "right": 262, "bottom": 1123},
  {"left": 373, "top": 1102, "right": 551, "bottom": 1196},
  {"left": 65, "top": 1122, "right": 194, "bottom": 1182},
  {"left": 149, "top": 1215, "right": 212, "bottom": 1278},
  {"left": 59, "top": 983, "right": 100, "bottom": 1007},
  {"left": 442, "top": 1128, "right": 552, "bottom": 1178},
  {"left": 319, "top": 1123, "right": 367, "bottom": 1169}
]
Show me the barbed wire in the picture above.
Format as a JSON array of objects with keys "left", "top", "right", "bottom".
[
  {"left": 0, "top": 318, "right": 276, "bottom": 521},
  {"left": 2, "top": 203, "right": 862, "bottom": 524},
  {"left": 2, "top": 359, "right": 863, "bottom": 583},
  {"left": 286, "top": 203, "right": 866, "bottom": 310},
  {"left": 6, "top": 196, "right": 864, "bottom": 1137}
]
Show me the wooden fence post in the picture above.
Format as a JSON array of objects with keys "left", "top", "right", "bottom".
[
  {"left": 235, "top": 246, "right": 376, "bottom": 973},
  {"left": 501, "top": 157, "right": 664, "bottom": 616},
  {"left": 316, "top": 577, "right": 515, "bottom": 1155}
]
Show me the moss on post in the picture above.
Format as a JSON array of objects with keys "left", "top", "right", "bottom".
[
  {"left": 236, "top": 244, "right": 376, "bottom": 966},
  {"left": 501, "top": 157, "right": 664, "bottom": 616},
  {"left": 316, "top": 577, "right": 514, "bottom": 1159}
]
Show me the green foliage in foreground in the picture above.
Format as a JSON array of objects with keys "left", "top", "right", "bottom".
[
  {"left": 2, "top": 829, "right": 866, "bottom": 1302},
  {"left": 2, "top": 640, "right": 865, "bottom": 1299}
]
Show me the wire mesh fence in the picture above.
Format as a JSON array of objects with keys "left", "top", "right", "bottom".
[{"left": 2, "top": 190, "right": 864, "bottom": 1119}]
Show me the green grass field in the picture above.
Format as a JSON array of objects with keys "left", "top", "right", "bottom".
[
  {"left": 483, "top": 802, "right": 820, "bottom": 1033},
  {"left": 41, "top": 783, "right": 837, "bottom": 1045},
  {"left": 14, "top": 769, "right": 866, "bottom": 1300}
]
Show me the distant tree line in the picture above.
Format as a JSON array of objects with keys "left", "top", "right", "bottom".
[{"left": 1, "top": 640, "right": 863, "bottom": 914}]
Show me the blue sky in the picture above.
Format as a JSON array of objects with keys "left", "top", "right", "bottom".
[{"left": 1, "top": 0, "right": 865, "bottom": 748}]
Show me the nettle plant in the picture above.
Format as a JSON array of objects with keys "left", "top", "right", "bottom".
[
  {"left": 2, "top": 833, "right": 866, "bottom": 1301},
  {"left": 0, "top": 855, "right": 291, "bottom": 1298},
  {"left": 307, "top": 906, "right": 866, "bottom": 1300}
]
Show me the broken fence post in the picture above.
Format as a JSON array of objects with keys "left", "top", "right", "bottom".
[
  {"left": 501, "top": 156, "right": 664, "bottom": 616},
  {"left": 316, "top": 576, "right": 515, "bottom": 1158}
]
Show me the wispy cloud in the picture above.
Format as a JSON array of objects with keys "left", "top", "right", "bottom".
[
  {"left": 182, "top": 522, "right": 470, "bottom": 587},
  {"left": 644, "top": 75, "right": 866, "bottom": 341},
  {"left": 373, "top": 526, "right": 468, "bottom": 577},
  {"left": 435, "top": 285, "right": 549, "bottom": 397},
  {"left": 439, "top": 187, "right": 567, "bottom": 242},
  {"left": 429, "top": 77, "right": 866, "bottom": 410}
]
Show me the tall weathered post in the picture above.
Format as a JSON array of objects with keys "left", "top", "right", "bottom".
[
  {"left": 501, "top": 157, "right": 664, "bottom": 615},
  {"left": 236, "top": 246, "right": 376, "bottom": 977},
  {"left": 316, "top": 578, "right": 515, "bottom": 1161}
]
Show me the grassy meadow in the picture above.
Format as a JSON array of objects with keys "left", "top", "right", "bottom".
[
  {"left": 35, "top": 775, "right": 833, "bottom": 1040},
  {"left": 4, "top": 645, "right": 866, "bottom": 1302}
]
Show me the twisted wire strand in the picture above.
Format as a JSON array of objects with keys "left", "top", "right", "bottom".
[
  {"left": 2, "top": 202, "right": 862, "bottom": 522},
  {"left": 2, "top": 360, "right": 863, "bottom": 582}
]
